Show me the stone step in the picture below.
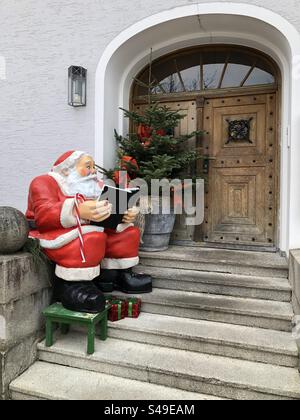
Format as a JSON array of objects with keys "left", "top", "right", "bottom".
[
  {"left": 135, "top": 266, "right": 292, "bottom": 302},
  {"left": 10, "top": 361, "right": 222, "bottom": 400},
  {"left": 37, "top": 333, "right": 300, "bottom": 400},
  {"left": 113, "top": 289, "right": 293, "bottom": 332},
  {"left": 139, "top": 246, "right": 289, "bottom": 279},
  {"left": 107, "top": 313, "right": 298, "bottom": 368}
]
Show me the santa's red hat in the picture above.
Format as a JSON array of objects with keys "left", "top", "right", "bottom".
[{"left": 52, "top": 150, "right": 87, "bottom": 173}]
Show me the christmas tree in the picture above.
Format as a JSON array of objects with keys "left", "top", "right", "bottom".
[{"left": 97, "top": 102, "right": 204, "bottom": 189}]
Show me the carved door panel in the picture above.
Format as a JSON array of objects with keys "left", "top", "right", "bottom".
[{"left": 202, "top": 93, "right": 277, "bottom": 247}]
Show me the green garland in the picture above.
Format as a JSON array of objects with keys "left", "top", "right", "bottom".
[{"left": 23, "top": 238, "right": 51, "bottom": 266}]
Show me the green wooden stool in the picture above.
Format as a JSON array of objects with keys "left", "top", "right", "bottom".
[{"left": 42, "top": 303, "right": 109, "bottom": 355}]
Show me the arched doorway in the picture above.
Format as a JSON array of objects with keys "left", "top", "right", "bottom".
[
  {"left": 131, "top": 45, "right": 280, "bottom": 250},
  {"left": 95, "top": 3, "right": 300, "bottom": 254}
]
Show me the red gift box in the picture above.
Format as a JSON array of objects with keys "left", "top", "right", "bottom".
[
  {"left": 106, "top": 297, "right": 126, "bottom": 322},
  {"left": 105, "top": 296, "right": 142, "bottom": 321},
  {"left": 126, "top": 297, "right": 142, "bottom": 319}
]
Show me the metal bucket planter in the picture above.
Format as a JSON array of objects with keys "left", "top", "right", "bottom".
[{"left": 140, "top": 197, "right": 176, "bottom": 252}]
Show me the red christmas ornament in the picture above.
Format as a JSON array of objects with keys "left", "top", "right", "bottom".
[
  {"left": 121, "top": 156, "right": 139, "bottom": 172},
  {"left": 137, "top": 124, "right": 152, "bottom": 140},
  {"left": 137, "top": 125, "right": 167, "bottom": 148},
  {"left": 156, "top": 129, "right": 166, "bottom": 137},
  {"left": 113, "top": 156, "right": 139, "bottom": 187}
]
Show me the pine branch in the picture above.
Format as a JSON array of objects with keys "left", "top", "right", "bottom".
[
  {"left": 23, "top": 238, "right": 51, "bottom": 266},
  {"left": 106, "top": 104, "right": 207, "bottom": 187}
]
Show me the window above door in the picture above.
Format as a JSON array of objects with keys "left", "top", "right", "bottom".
[{"left": 132, "top": 46, "right": 277, "bottom": 99}]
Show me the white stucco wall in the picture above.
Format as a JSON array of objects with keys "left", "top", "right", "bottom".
[{"left": 0, "top": 0, "right": 300, "bottom": 253}]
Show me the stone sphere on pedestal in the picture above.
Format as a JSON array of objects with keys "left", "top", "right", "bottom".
[{"left": 0, "top": 207, "right": 29, "bottom": 254}]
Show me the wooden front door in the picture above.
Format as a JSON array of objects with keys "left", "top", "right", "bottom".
[{"left": 201, "top": 92, "right": 278, "bottom": 248}]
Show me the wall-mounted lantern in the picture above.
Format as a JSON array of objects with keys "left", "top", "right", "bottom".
[{"left": 68, "top": 66, "right": 87, "bottom": 107}]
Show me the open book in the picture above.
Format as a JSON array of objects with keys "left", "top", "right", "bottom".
[{"left": 91, "top": 185, "right": 140, "bottom": 230}]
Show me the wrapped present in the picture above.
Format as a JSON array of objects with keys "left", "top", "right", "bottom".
[
  {"left": 105, "top": 295, "right": 142, "bottom": 321},
  {"left": 105, "top": 295, "right": 117, "bottom": 306},
  {"left": 106, "top": 296, "right": 126, "bottom": 322},
  {"left": 126, "top": 297, "right": 142, "bottom": 319}
]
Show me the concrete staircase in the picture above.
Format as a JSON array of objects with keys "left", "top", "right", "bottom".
[{"left": 10, "top": 247, "right": 300, "bottom": 400}]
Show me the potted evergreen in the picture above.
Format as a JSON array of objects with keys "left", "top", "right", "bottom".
[{"left": 98, "top": 103, "right": 203, "bottom": 251}]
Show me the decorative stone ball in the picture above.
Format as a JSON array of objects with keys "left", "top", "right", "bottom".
[{"left": 0, "top": 207, "right": 29, "bottom": 254}]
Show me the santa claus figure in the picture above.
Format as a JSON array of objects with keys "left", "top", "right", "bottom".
[{"left": 26, "top": 151, "right": 152, "bottom": 313}]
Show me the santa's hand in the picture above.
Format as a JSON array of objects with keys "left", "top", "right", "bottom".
[
  {"left": 78, "top": 200, "right": 112, "bottom": 222},
  {"left": 93, "top": 200, "right": 113, "bottom": 222},
  {"left": 122, "top": 206, "right": 140, "bottom": 224}
]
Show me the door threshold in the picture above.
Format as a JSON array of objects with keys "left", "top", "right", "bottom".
[{"left": 171, "top": 240, "right": 278, "bottom": 253}]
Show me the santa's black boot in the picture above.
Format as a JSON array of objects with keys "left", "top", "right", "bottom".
[
  {"left": 114, "top": 268, "right": 152, "bottom": 294},
  {"left": 93, "top": 269, "right": 118, "bottom": 293},
  {"left": 54, "top": 277, "right": 106, "bottom": 313}
]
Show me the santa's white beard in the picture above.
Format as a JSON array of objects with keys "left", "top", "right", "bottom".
[{"left": 66, "top": 169, "right": 103, "bottom": 198}]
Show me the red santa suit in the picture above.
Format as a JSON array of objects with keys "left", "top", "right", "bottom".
[{"left": 26, "top": 151, "right": 140, "bottom": 282}]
